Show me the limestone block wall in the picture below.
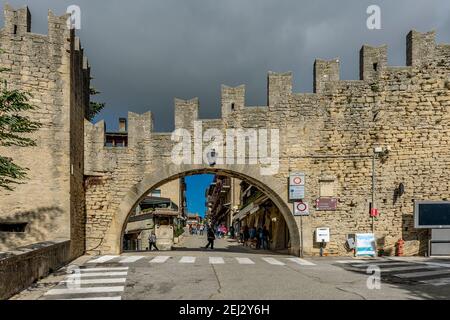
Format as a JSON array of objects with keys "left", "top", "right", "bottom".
[
  {"left": 0, "top": 6, "right": 90, "bottom": 257},
  {"left": 85, "top": 29, "right": 450, "bottom": 256}
]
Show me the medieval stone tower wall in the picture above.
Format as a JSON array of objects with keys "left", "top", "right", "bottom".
[
  {"left": 0, "top": 5, "right": 90, "bottom": 257},
  {"left": 84, "top": 30, "right": 450, "bottom": 256}
]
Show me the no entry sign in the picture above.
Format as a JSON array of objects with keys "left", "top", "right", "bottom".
[
  {"left": 294, "top": 201, "right": 309, "bottom": 216},
  {"left": 289, "top": 172, "right": 305, "bottom": 186}
]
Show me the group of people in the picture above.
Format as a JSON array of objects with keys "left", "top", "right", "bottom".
[
  {"left": 215, "top": 224, "right": 229, "bottom": 239},
  {"left": 189, "top": 224, "right": 205, "bottom": 236},
  {"left": 147, "top": 223, "right": 270, "bottom": 252},
  {"left": 240, "top": 225, "right": 270, "bottom": 250}
]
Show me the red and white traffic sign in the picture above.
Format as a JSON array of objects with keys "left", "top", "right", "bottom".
[
  {"left": 294, "top": 201, "right": 309, "bottom": 216},
  {"left": 289, "top": 172, "right": 305, "bottom": 186}
]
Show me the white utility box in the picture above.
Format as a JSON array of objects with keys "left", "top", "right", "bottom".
[{"left": 316, "top": 227, "right": 330, "bottom": 243}]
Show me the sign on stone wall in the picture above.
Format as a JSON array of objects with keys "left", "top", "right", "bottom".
[
  {"left": 289, "top": 172, "right": 305, "bottom": 200},
  {"left": 294, "top": 201, "right": 309, "bottom": 216},
  {"left": 315, "top": 198, "right": 338, "bottom": 211}
]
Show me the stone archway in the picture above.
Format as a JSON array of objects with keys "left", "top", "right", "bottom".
[{"left": 107, "top": 163, "right": 301, "bottom": 256}]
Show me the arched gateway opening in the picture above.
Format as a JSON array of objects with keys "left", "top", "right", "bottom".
[{"left": 113, "top": 164, "right": 301, "bottom": 256}]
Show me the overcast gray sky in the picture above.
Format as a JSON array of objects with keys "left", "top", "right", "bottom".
[{"left": 2, "top": 0, "right": 450, "bottom": 131}]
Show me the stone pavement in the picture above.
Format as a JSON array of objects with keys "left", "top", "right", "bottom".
[{"left": 10, "top": 234, "right": 450, "bottom": 300}]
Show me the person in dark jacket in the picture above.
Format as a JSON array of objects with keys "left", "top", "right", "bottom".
[
  {"left": 205, "top": 226, "right": 216, "bottom": 250},
  {"left": 148, "top": 232, "right": 159, "bottom": 251}
]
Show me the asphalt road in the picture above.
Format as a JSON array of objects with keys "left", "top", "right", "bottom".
[{"left": 11, "top": 235, "right": 450, "bottom": 300}]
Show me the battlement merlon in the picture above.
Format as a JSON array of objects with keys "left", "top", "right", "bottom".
[
  {"left": 3, "top": 4, "right": 31, "bottom": 35},
  {"left": 174, "top": 98, "right": 199, "bottom": 130},
  {"left": 314, "top": 58, "right": 340, "bottom": 94},
  {"left": 2, "top": 5, "right": 73, "bottom": 48},
  {"left": 221, "top": 85, "right": 245, "bottom": 116},
  {"left": 267, "top": 72, "right": 293, "bottom": 106},
  {"left": 407, "top": 30, "right": 436, "bottom": 67},
  {"left": 360, "top": 45, "right": 387, "bottom": 81},
  {"left": 127, "top": 111, "right": 153, "bottom": 148}
]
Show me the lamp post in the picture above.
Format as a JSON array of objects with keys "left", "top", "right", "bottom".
[{"left": 372, "top": 146, "right": 389, "bottom": 233}]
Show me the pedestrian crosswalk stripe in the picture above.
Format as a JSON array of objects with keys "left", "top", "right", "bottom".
[
  {"left": 87, "top": 255, "right": 119, "bottom": 263},
  {"left": 350, "top": 262, "right": 413, "bottom": 268},
  {"left": 66, "top": 271, "right": 128, "bottom": 278},
  {"left": 396, "top": 269, "right": 450, "bottom": 279},
  {"left": 262, "top": 257, "right": 285, "bottom": 266},
  {"left": 287, "top": 258, "right": 316, "bottom": 266},
  {"left": 61, "top": 278, "right": 127, "bottom": 285},
  {"left": 179, "top": 256, "right": 196, "bottom": 264},
  {"left": 236, "top": 258, "right": 255, "bottom": 265},
  {"left": 150, "top": 256, "right": 171, "bottom": 264},
  {"left": 336, "top": 260, "right": 375, "bottom": 264},
  {"left": 420, "top": 277, "right": 450, "bottom": 286},
  {"left": 45, "top": 286, "right": 125, "bottom": 295},
  {"left": 119, "top": 256, "right": 145, "bottom": 263},
  {"left": 80, "top": 267, "right": 129, "bottom": 272},
  {"left": 377, "top": 265, "right": 441, "bottom": 273},
  {"left": 56, "top": 296, "right": 122, "bottom": 300},
  {"left": 209, "top": 257, "right": 225, "bottom": 264}
]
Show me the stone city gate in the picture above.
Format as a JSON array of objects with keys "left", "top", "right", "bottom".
[{"left": 1, "top": 5, "right": 450, "bottom": 261}]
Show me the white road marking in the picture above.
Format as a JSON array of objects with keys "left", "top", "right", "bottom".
[
  {"left": 87, "top": 255, "right": 119, "bottom": 263},
  {"left": 56, "top": 296, "right": 122, "bottom": 300},
  {"left": 287, "top": 258, "right": 316, "bottom": 266},
  {"left": 45, "top": 286, "right": 125, "bottom": 295},
  {"left": 66, "top": 272, "right": 128, "bottom": 278},
  {"left": 209, "top": 257, "right": 225, "bottom": 264},
  {"left": 378, "top": 265, "right": 441, "bottom": 273},
  {"left": 262, "top": 257, "right": 285, "bottom": 266},
  {"left": 179, "top": 256, "right": 196, "bottom": 264},
  {"left": 236, "top": 258, "right": 255, "bottom": 265},
  {"left": 150, "top": 256, "right": 171, "bottom": 264},
  {"left": 119, "top": 256, "right": 145, "bottom": 263},
  {"left": 61, "top": 278, "right": 127, "bottom": 285},
  {"left": 396, "top": 269, "right": 450, "bottom": 279},
  {"left": 350, "top": 262, "right": 413, "bottom": 268},
  {"left": 79, "top": 267, "right": 129, "bottom": 272},
  {"left": 420, "top": 277, "right": 450, "bottom": 286},
  {"left": 336, "top": 260, "right": 375, "bottom": 264}
]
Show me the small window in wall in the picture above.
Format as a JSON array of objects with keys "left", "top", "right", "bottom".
[
  {"left": 231, "top": 103, "right": 235, "bottom": 111},
  {"left": 0, "top": 222, "right": 28, "bottom": 233},
  {"left": 13, "top": 25, "right": 17, "bottom": 35},
  {"left": 373, "top": 63, "right": 378, "bottom": 72}
]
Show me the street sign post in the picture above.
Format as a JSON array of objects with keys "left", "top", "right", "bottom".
[
  {"left": 289, "top": 172, "right": 305, "bottom": 201},
  {"left": 294, "top": 201, "right": 309, "bottom": 216}
]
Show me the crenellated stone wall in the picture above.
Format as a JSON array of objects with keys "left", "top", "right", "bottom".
[
  {"left": 84, "top": 29, "right": 450, "bottom": 256},
  {"left": 0, "top": 5, "right": 90, "bottom": 258}
]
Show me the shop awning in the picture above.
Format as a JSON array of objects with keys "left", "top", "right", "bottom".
[{"left": 233, "top": 203, "right": 260, "bottom": 221}]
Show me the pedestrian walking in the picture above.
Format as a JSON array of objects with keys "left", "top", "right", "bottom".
[
  {"left": 256, "top": 227, "right": 263, "bottom": 249},
  {"left": 243, "top": 226, "right": 249, "bottom": 246},
  {"left": 205, "top": 226, "right": 216, "bottom": 250},
  {"left": 148, "top": 232, "right": 159, "bottom": 251},
  {"left": 262, "top": 226, "right": 270, "bottom": 250}
]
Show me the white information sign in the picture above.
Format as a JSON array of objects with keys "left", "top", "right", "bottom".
[{"left": 355, "top": 233, "right": 377, "bottom": 257}]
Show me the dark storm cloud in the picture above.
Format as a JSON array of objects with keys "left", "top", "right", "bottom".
[{"left": 2, "top": 0, "right": 450, "bottom": 131}]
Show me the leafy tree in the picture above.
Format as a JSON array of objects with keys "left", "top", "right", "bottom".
[
  {"left": 87, "top": 87, "right": 105, "bottom": 121},
  {"left": 0, "top": 79, "right": 41, "bottom": 191}
]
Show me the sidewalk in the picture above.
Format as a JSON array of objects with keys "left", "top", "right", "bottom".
[{"left": 173, "top": 233, "right": 284, "bottom": 255}]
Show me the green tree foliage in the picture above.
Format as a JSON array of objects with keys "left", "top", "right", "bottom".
[
  {"left": 87, "top": 87, "right": 105, "bottom": 121},
  {"left": 0, "top": 81, "right": 41, "bottom": 190}
]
